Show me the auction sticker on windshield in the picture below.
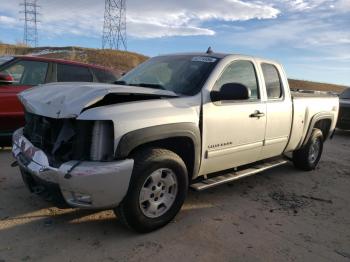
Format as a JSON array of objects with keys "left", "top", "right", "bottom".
[{"left": 192, "top": 57, "right": 217, "bottom": 63}]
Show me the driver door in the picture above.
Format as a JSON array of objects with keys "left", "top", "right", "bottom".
[{"left": 200, "top": 59, "right": 267, "bottom": 175}]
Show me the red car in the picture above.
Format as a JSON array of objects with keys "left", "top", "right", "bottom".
[{"left": 0, "top": 56, "right": 119, "bottom": 146}]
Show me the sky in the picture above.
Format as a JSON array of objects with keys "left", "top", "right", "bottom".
[{"left": 0, "top": 0, "right": 349, "bottom": 86}]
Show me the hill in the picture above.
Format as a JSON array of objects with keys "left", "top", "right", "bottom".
[
  {"left": 0, "top": 43, "right": 348, "bottom": 93},
  {"left": 0, "top": 44, "right": 147, "bottom": 75},
  {"left": 288, "top": 79, "right": 346, "bottom": 93}
]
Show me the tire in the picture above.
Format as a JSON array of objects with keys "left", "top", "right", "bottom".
[
  {"left": 115, "top": 148, "right": 188, "bottom": 233},
  {"left": 293, "top": 128, "right": 324, "bottom": 171}
]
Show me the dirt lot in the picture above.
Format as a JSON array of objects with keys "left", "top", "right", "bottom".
[{"left": 0, "top": 130, "right": 350, "bottom": 262}]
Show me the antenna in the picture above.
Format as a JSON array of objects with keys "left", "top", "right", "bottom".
[
  {"left": 102, "top": 0, "right": 127, "bottom": 50},
  {"left": 20, "top": 0, "right": 40, "bottom": 47},
  {"left": 206, "top": 46, "right": 213, "bottom": 54}
]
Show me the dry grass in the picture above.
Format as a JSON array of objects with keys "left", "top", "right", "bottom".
[
  {"left": 0, "top": 43, "right": 33, "bottom": 56},
  {"left": 1, "top": 43, "right": 348, "bottom": 93}
]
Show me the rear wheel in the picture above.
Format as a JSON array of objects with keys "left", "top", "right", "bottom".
[
  {"left": 115, "top": 148, "right": 188, "bottom": 233},
  {"left": 293, "top": 128, "right": 324, "bottom": 171}
]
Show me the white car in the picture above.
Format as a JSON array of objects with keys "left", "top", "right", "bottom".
[{"left": 12, "top": 51, "right": 339, "bottom": 232}]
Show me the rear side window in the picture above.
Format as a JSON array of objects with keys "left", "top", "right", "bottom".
[
  {"left": 0, "top": 60, "right": 48, "bottom": 85},
  {"left": 261, "top": 63, "right": 283, "bottom": 99},
  {"left": 215, "top": 60, "right": 259, "bottom": 100},
  {"left": 57, "top": 64, "right": 93, "bottom": 82},
  {"left": 92, "top": 68, "right": 118, "bottom": 83}
]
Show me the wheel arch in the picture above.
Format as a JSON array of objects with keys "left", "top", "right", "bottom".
[
  {"left": 115, "top": 123, "right": 201, "bottom": 180},
  {"left": 302, "top": 112, "right": 334, "bottom": 147}
]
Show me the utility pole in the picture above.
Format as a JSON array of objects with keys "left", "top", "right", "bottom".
[
  {"left": 102, "top": 0, "right": 127, "bottom": 50},
  {"left": 20, "top": 0, "right": 40, "bottom": 47}
]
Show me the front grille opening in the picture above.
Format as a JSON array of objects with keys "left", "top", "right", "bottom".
[{"left": 23, "top": 112, "right": 114, "bottom": 166}]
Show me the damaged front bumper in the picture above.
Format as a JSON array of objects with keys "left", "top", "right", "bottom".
[{"left": 12, "top": 128, "right": 134, "bottom": 209}]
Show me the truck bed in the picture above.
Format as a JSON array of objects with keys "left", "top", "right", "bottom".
[
  {"left": 285, "top": 92, "right": 339, "bottom": 152},
  {"left": 291, "top": 89, "right": 338, "bottom": 98}
]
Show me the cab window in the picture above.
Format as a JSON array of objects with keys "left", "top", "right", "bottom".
[
  {"left": 261, "top": 63, "right": 283, "bottom": 99},
  {"left": 57, "top": 64, "right": 93, "bottom": 82},
  {"left": 92, "top": 68, "right": 118, "bottom": 83},
  {"left": 0, "top": 60, "right": 48, "bottom": 86},
  {"left": 214, "top": 60, "right": 259, "bottom": 100}
]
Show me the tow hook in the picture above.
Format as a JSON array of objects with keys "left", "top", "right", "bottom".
[
  {"left": 11, "top": 161, "right": 18, "bottom": 167},
  {"left": 64, "top": 161, "right": 82, "bottom": 179}
]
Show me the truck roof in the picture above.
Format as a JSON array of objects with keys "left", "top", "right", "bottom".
[
  {"left": 158, "top": 52, "right": 228, "bottom": 59},
  {"left": 157, "top": 52, "right": 280, "bottom": 65}
]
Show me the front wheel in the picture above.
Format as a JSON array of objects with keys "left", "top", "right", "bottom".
[
  {"left": 115, "top": 148, "right": 188, "bottom": 233},
  {"left": 293, "top": 128, "right": 324, "bottom": 171}
]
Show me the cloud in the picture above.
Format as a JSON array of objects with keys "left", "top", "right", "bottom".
[
  {"left": 0, "top": 0, "right": 348, "bottom": 54},
  {"left": 273, "top": 0, "right": 336, "bottom": 11},
  {"left": 229, "top": 12, "right": 350, "bottom": 49},
  {"left": 127, "top": 0, "right": 280, "bottom": 23},
  {"left": 334, "top": 0, "right": 350, "bottom": 12},
  {"left": 0, "top": 0, "right": 279, "bottom": 39},
  {"left": 128, "top": 20, "right": 215, "bottom": 38},
  {"left": 305, "top": 31, "right": 350, "bottom": 46},
  {"left": 125, "top": 0, "right": 280, "bottom": 37},
  {"left": 294, "top": 63, "right": 350, "bottom": 71},
  {"left": 0, "top": 15, "right": 18, "bottom": 27}
]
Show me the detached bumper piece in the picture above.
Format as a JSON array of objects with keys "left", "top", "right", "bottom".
[
  {"left": 12, "top": 128, "right": 134, "bottom": 209},
  {"left": 20, "top": 168, "right": 68, "bottom": 208}
]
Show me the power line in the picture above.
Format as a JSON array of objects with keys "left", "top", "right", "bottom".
[
  {"left": 102, "top": 0, "right": 127, "bottom": 50},
  {"left": 20, "top": 0, "right": 40, "bottom": 47}
]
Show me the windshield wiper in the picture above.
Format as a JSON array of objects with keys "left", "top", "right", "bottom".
[
  {"left": 132, "top": 83, "right": 166, "bottom": 90},
  {"left": 114, "top": 80, "right": 127, "bottom": 85},
  {"left": 114, "top": 81, "right": 166, "bottom": 91}
]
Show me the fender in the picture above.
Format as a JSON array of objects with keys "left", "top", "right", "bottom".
[
  {"left": 115, "top": 123, "right": 201, "bottom": 178},
  {"left": 301, "top": 112, "right": 334, "bottom": 147}
]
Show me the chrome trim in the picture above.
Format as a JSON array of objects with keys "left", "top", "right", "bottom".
[
  {"left": 12, "top": 128, "right": 134, "bottom": 209},
  {"left": 206, "top": 141, "right": 263, "bottom": 158},
  {"left": 191, "top": 158, "right": 287, "bottom": 191}
]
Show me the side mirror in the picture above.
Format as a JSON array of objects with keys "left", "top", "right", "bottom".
[
  {"left": 211, "top": 83, "right": 251, "bottom": 102},
  {"left": 0, "top": 72, "right": 15, "bottom": 84}
]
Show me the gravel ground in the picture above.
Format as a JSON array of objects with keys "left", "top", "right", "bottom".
[{"left": 0, "top": 130, "right": 349, "bottom": 262}]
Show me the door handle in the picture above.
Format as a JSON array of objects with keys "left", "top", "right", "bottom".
[{"left": 250, "top": 110, "right": 265, "bottom": 118}]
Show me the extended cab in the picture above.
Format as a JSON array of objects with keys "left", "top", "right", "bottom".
[
  {"left": 0, "top": 56, "right": 118, "bottom": 145},
  {"left": 12, "top": 52, "right": 339, "bottom": 232}
]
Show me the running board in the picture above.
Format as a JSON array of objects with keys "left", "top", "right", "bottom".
[{"left": 191, "top": 158, "right": 288, "bottom": 191}]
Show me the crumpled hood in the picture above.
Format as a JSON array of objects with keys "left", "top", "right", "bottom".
[{"left": 18, "top": 82, "right": 178, "bottom": 118}]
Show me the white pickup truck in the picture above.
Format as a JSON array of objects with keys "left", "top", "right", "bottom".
[{"left": 12, "top": 51, "right": 339, "bottom": 232}]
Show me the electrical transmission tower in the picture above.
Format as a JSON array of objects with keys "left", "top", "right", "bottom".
[
  {"left": 102, "top": 0, "right": 127, "bottom": 50},
  {"left": 20, "top": 0, "right": 40, "bottom": 47}
]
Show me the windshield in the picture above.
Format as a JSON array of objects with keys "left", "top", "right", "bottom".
[
  {"left": 340, "top": 88, "right": 350, "bottom": 99},
  {"left": 119, "top": 55, "right": 220, "bottom": 95}
]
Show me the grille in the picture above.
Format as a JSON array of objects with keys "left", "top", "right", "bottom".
[
  {"left": 24, "top": 112, "right": 63, "bottom": 150},
  {"left": 23, "top": 112, "right": 93, "bottom": 166}
]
